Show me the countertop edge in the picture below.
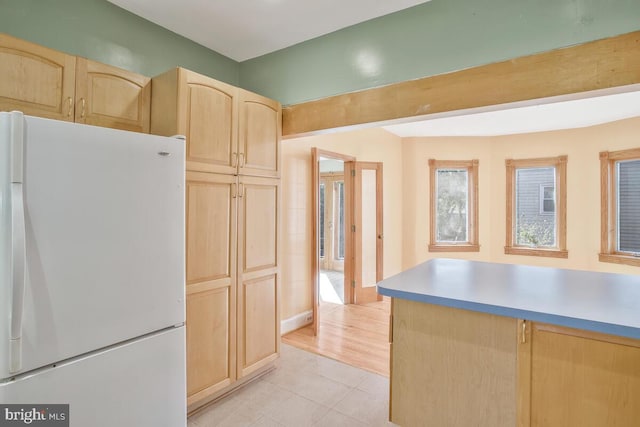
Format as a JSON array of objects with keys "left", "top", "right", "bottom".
[{"left": 378, "top": 286, "right": 640, "bottom": 340}]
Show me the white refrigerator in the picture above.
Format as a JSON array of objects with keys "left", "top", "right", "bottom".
[{"left": 0, "top": 112, "right": 186, "bottom": 426}]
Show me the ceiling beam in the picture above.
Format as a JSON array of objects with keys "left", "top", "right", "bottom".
[{"left": 282, "top": 31, "right": 640, "bottom": 138}]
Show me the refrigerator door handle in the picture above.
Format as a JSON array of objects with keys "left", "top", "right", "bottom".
[{"left": 9, "top": 187, "right": 26, "bottom": 374}]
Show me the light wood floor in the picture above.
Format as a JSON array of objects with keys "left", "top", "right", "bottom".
[{"left": 282, "top": 299, "right": 391, "bottom": 377}]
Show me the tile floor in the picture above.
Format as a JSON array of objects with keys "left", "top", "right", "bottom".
[{"left": 188, "top": 344, "right": 397, "bottom": 427}]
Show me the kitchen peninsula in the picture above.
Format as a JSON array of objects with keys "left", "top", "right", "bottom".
[{"left": 378, "top": 258, "right": 640, "bottom": 427}]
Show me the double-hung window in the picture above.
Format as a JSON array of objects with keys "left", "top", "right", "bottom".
[
  {"left": 505, "top": 156, "right": 567, "bottom": 258},
  {"left": 600, "top": 148, "right": 640, "bottom": 266},
  {"left": 428, "top": 159, "right": 479, "bottom": 252}
]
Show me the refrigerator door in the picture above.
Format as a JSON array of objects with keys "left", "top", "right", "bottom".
[
  {"left": 0, "top": 113, "right": 185, "bottom": 378},
  {"left": 0, "top": 326, "right": 186, "bottom": 427}
]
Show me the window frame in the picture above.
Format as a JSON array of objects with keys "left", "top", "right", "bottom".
[
  {"left": 599, "top": 148, "right": 640, "bottom": 267},
  {"left": 505, "top": 155, "right": 568, "bottom": 258},
  {"left": 428, "top": 159, "right": 479, "bottom": 252}
]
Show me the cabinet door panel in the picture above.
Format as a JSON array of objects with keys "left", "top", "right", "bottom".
[
  {"left": 186, "top": 286, "right": 235, "bottom": 404},
  {"left": 184, "top": 72, "right": 238, "bottom": 174},
  {"left": 239, "top": 274, "right": 278, "bottom": 376},
  {"left": 0, "top": 34, "right": 75, "bottom": 121},
  {"left": 186, "top": 172, "right": 236, "bottom": 287},
  {"left": 239, "top": 178, "right": 278, "bottom": 272},
  {"left": 237, "top": 176, "right": 280, "bottom": 378},
  {"left": 238, "top": 90, "right": 281, "bottom": 178},
  {"left": 528, "top": 324, "right": 640, "bottom": 427},
  {"left": 75, "top": 58, "right": 150, "bottom": 133}
]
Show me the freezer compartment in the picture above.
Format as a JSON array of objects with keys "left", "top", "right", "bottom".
[{"left": 0, "top": 326, "right": 186, "bottom": 427}]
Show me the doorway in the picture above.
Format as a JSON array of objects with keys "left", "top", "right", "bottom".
[
  {"left": 319, "top": 169, "right": 347, "bottom": 304},
  {"left": 311, "top": 149, "right": 355, "bottom": 335},
  {"left": 311, "top": 148, "right": 384, "bottom": 335},
  {"left": 282, "top": 148, "right": 388, "bottom": 375}
]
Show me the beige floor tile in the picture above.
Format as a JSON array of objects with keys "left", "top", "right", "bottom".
[
  {"left": 311, "top": 355, "right": 367, "bottom": 387},
  {"left": 333, "top": 388, "right": 392, "bottom": 426},
  {"left": 264, "top": 393, "right": 330, "bottom": 427},
  {"left": 248, "top": 416, "right": 285, "bottom": 427},
  {"left": 313, "top": 409, "right": 368, "bottom": 427},
  {"left": 188, "top": 393, "right": 243, "bottom": 426},
  {"left": 188, "top": 344, "right": 393, "bottom": 427},
  {"left": 356, "top": 370, "right": 389, "bottom": 396}
]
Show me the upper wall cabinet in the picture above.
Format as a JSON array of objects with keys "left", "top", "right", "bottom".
[
  {"left": 0, "top": 33, "right": 76, "bottom": 121},
  {"left": 238, "top": 89, "right": 281, "bottom": 178},
  {"left": 75, "top": 58, "right": 150, "bottom": 133},
  {"left": 151, "top": 68, "right": 238, "bottom": 175},
  {"left": 151, "top": 67, "right": 281, "bottom": 177},
  {"left": 0, "top": 34, "right": 151, "bottom": 133}
]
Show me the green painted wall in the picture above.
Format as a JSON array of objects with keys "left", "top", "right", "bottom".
[
  {"left": 239, "top": 0, "right": 640, "bottom": 105},
  {"left": 0, "top": 0, "right": 239, "bottom": 85},
  {"left": 2, "top": 0, "right": 639, "bottom": 105}
]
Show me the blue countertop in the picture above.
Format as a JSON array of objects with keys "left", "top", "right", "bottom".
[{"left": 377, "top": 259, "right": 640, "bottom": 340}]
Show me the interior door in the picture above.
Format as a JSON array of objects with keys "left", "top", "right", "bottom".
[{"left": 353, "top": 162, "right": 383, "bottom": 304}]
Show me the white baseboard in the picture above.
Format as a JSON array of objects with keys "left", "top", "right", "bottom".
[{"left": 281, "top": 310, "right": 313, "bottom": 335}]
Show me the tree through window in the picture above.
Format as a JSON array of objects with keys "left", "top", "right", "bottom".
[{"left": 429, "top": 159, "right": 479, "bottom": 252}]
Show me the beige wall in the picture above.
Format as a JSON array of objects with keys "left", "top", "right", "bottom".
[
  {"left": 402, "top": 116, "right": 640, "bottom": 275},
  {"left": 281, "top": 128, "right": 403, "bottom": 320}
]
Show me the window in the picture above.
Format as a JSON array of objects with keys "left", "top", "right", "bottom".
[
  {"left": 600, "top": 148, "right": 640, "bottom": 266},
  {"left": 539, "top": 185, "right": 555, "bottom": 214},
  {"left": 428, "top": 159, "right": 479, "bottom": 252},
  {"left": 505, "top": 156, "right": 567, "bottom": 258}
]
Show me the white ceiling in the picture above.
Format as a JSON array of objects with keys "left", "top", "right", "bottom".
[
  {"left": 382, "top": 90, "right": 640, "bottom": 137},
  {"left": 107, "top": 0, "right": 431, "bottom": 61}
]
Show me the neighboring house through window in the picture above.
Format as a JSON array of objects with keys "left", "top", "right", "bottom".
[
  {"left": 600, "top": 148, "right": 640, "bottom": 267},
  {"left": 505, "top": 156, "right": 567, "bottom": 258},
  {"left": 428, "top": 159, "right": 479, "bottom": 252}
]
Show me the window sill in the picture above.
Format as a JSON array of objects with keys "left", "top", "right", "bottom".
[
  {"left": 429, "top": 244, "right": 480, "bottom": 253},
  {"left": 504, "top": 246, "right": 568, "bottom": 258},
  {"left": 599, "top": 253, "right": 640, "bottom": 267}
]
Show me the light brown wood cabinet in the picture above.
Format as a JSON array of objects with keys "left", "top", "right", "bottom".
[
  {"left": 236, "top": 176, "right": 280, "bottom": 379},
  {"left": 390, "top": 300, "right": 640, "bottom": 427},
  {"left": 390, "top": 299, "right": 517, "bottom": 427},
  {"left": 185, "top": 172, "right": 237, "bottom": 405},
  {"left": 0, "top": 33, "right": 150, "bottom": 133},
  {"left": 151, "top": 67, "right": 281, "bottom": 178},
  {"left": 518, "top": 322, "right": 640, "bottom": 427},
  {"left": 183, "top": 172, "right": 280, "bottom": 410},
  {"left": 152, "top": 68, "right": 281, "bottom": 412}
]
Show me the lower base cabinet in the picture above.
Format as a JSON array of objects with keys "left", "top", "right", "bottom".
[
  {"left": 185, "top": 171, "right": 280, "bottom": 412},
  {"left": 520, "top": 322, "right": 640, "bottom": 427},
  {"left": 390, "top": 299, "right": 640, "bottom": 427}
]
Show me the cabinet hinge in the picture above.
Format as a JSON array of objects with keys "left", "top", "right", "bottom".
[
  {"left": 389, "top": 315, "right": 394, "bottom": 343},
  {"left": 351, "top": 169, "right": 356, "bottom": 177},
  {"left": 351, "top": 280, "right": 356, "bottom": 288},
  {"left": 352, "top": 225, "right": 356, "bottom": 232}
]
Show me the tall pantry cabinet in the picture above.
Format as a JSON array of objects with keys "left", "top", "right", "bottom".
[{"left": 151, "top": 67, "right": 281, "bottom": 411}]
